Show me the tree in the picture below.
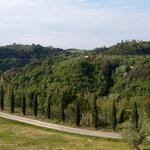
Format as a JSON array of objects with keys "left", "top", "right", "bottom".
[
  {"left": 47, "top": 95, "right": 51, "bottom": 119},
  {"left": 111, "top": 101, "right": 117, "bottom": 130},
  {"left": 41, "top": 93, "right": 45, "bottom": 115},
  {"left": 75, "top": 99, "right": 80, "bottom": 126},
  {"left": 21, "top": 93, "right": 26, "bottom": 115},
  {"left": 118, "top": 108, "right": 125, "bottom": 124},
  {"left": 61, "top": 97, "right": 65, "bottom": 122},
  {"left": 0, "top": 85, "right": 4, "bottom": 110},
  {"left": 28, "top": 92, "right": 34, "bottom": 111},
  {"left": 10, "top": 87, "right": 15, "bottom": 113},
  {"left": 124, "top": 105, "right": 150, "bottom": 150},
  {"left": 92, "top": 94, "right": 98, "bottom": 129},
  {"left": 33, "top": 93, "right": 38, "bottom": 117},
  {"left": 131, "top": 102, "right": 139, "bottom": 130}
]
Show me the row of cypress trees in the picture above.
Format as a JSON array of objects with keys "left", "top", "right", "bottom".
[
  {"left": 0, "top": 85, "right": 139, "bottom": 129},
  {"left": 0, "top": 87, "right": 82, "bottom": 126}
]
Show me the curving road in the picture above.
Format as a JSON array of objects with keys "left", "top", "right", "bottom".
[{"left": 0, "top": 112, "right": 130, "bottom": 140}]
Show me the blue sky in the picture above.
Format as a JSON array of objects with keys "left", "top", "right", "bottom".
[{"left": 0, "top": 0, "right": 150, "bottom": 49}]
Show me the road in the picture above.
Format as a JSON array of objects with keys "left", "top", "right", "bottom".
[{"left": 0, "top": 112, "right": 127, "bottom": 140}]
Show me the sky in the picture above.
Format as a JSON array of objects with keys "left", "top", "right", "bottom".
[{"left": 0, "top": 0, "right": 150, "bottom": 49}]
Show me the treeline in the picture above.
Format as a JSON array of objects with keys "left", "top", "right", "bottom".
[
  {"left": 93, "top": 40, "right": 150, "bottom": 55},
  {"left": 0, "top": 86, "right": 148, "bottom": 130},
  {"left": 0, "top": 44, "right": 64, "bottom": 71}
]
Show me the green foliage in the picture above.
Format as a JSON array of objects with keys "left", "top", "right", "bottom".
[
  {"left": 131, "top": 102, "right": 139, "bottom": 130},
  {"left": 111, "top": 101, "right": 117, "bottom": 130},
  {"left": 0, "top": 41, "right": 149, "bottom": 130},
  {"left": 106, "top": 40, "right": 150, "bottom": 55},
  {"left": 0, "top": 85, "right": 4, "bottom": 110},
  {"left": 47, "top": 95, "right": 51, "bottom": 119},
  {"left": 92, "top": 94, "right": 98, "bottom": 129},
  {"left": 75, "top": 98, "right": 80, "bottom": 126},
  {"left": 61, "top": 98, "right": 65, "bottom": 122},
  {"left": 21, "top": 93, "right": 26, "bottom": 115},
  {"left": 10, "top": 87, "right": 15, "bottom": 113},
  {"left": 124, "top": 105, "right": 150, "bottom": 150},
  {"left": 33, "top": 93, "right": 38, "bottom": 117},
  {"left": 118, "top": 109, "right": 125, "bottom": 124}
]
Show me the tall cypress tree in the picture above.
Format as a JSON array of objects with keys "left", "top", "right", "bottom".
[
  {"left": 118, "top": 109, "right": 125, "bottom": 124},
  {"left": 29, "top": 92, "right": 34, "bottom": 111},
  {"left": 33, "top": 93, "right": 38, "bottom": 117},
  {"left": 131, "top": 102, "right": 139, "bottom": 130},
  {"left": 75, "top": 99, "right": 80, "bottom": 126},
  {"left": 10, "top": 87, "right": 15, "bottom": 113},
  {"left": 21, "top": 93, "right": 26, "bottom": 115},
  {"left": 111, "top": 101, "right": 117, "bottom": 130},
  {"left": 92, "top": 94, "right": 98, "bottom": 129},
  {"left": 0, "top": 85, "right": 4, "bottom": 110},
  {"left": 61, "top": 98, "right": 65, "bottom": 122},
  {"left": 47, "top": 95, "right": 51, "bottom": 119}
]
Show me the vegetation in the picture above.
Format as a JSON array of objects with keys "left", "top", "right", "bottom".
[
  {"left": 10, "top": 87, "right": 15, "bottom": 113},
  {"left": 33, "top": 93, "right": 38, "bottom": 117},
  {"left": 75, "top": 99, "right": 80, "bottom": 126},
  {"left": 0, "top": 40, "right": 150, "bottom": 149},
  {"left": 46, "top": 95, "right": 51, "bottom": 119},
  {"left": 21, "top": 93, "right": 26, "bottom": 115},
  {"left": 0, "top": 117, "right": 137, "bottom": 150},
  {"left": 111, "top": 101, "right": 117, "bottom": 130},
  {"left": 0, "top": 85, "right": 4, "bottom": 110}
]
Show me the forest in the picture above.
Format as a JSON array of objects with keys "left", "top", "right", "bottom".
[{"left": 0, "top": 40, "right": 150, "bottom": 149}]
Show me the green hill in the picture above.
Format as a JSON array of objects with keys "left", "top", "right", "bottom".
[{"left": 0, "top": 41, "right": 149, "bottom": 130}]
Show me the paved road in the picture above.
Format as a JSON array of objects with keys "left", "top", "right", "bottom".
[{"left": 0, "top": 111, "right": 135, "bottom": 140}]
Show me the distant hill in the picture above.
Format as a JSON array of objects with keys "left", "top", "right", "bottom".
[
  {"left": 0, "top": 44, "right": 64, "bottom": 71},
  {"left": 93, "top": 40, "right": 150, "bottom": 55}
]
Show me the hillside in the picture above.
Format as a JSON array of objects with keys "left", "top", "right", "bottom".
[
  {"left": 0, "top": 44, "right": 64, "bottom": 71},
  {"left": 0, "top": 41, "right": 150, "bottom": 130},
  {"left": 93, "top": 40, "right": 150, "bottom": 55}
]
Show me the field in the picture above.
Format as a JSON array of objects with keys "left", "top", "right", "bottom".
[{"left": 0, "top": 117, "right": 133, "bottom": 150}]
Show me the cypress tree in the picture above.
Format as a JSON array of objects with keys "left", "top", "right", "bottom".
[
  {"left": 61, "top": 99, "right": 65, "bottom": 122},
  {"left": 21, "top": 93, "right": 26, "bottom": 115},
  {"left": 75, "top": 100, "right": 80, "bottom": 126},
  {"left": 92, "top": 94, "right": 98, "bottom": 129},
  {"left": 10, "top": 87, "right": 15, "bottom": 113},
  {"left": 0, "top": 85, "right": 4, "bottom": 110},
  {"left": 111, "top": 101, "right": 117, "bottom": 130},
  {"left": 131, "top": 102, "right": 139, "bottom": 130},
  {"left": 29, "top": 92, "right": 34, "bottom": 111},
  {"left": 118, "top": 109, "right": 125, "bottom": 124},
  {"left": 33, "top": 93, "right": 38, "bottom": 117},
  {"left": 47, "top": 95, "right": 51, "bottom": 119},
  {"left": 41, "top": 94, "right": 45, "bottom": 115}
]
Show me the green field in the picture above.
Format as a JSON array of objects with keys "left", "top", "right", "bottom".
[{"left": 0, "top": 117, "right": 134, "bottom": 150}]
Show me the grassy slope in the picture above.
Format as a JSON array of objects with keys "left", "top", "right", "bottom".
[{"left": 0, "top": 117, "right": 133, "bottom": 150}]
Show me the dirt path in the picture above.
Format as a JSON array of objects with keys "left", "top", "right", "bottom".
[{"left": 0, "top": 112, "right": 125, "bottom": 139}]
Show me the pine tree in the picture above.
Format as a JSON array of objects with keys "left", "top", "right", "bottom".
[
  {"left": 92, "top": 94, "right": 98, "bottom": 129},
  {"left": 131, "top": 102, "right": 139, "bottom": 130},
  {"left": 75, "top": 100, "right": 80, "bottom": 126},
  {"left": 47, "top": 95, "right": 51, "bottom": 119},
  {"left": 33, "top": 93, "right": 38, "bottom": 117},
  {"left": 0, "top": 85, "right": 4, "bottom": 110},
  {"left": 21, "top": 93, "right": 26, "bottom": 115},
  {"left": 10, "top": 87, "right": 15, "bottom": 113},
  {"left": 111, "top": 101, "right": 117, "bottom": 130}
]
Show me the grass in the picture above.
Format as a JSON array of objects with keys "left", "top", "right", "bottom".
[{"left": 0, "top": 117, "right": 134, "bottom": 150}]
